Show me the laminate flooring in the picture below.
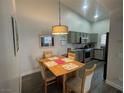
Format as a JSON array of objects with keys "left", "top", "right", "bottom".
[{"left": 22, "top": 60, "right": 122, "bottom": 93}]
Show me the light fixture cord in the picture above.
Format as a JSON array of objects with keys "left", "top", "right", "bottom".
[{"left": 59, "top": 0, "right": 61, "bottom": 25}]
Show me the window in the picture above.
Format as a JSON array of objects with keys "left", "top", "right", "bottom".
[{"left": 100, "top": 34, "right": 106, "bottom": 46}]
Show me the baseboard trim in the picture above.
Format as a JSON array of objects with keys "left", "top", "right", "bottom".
[
  {"left": 21, "top": 69, "right": 40, "bottom": 77},
  {"left": 106, "top": 79, "right": 123, "bottom": 91}
]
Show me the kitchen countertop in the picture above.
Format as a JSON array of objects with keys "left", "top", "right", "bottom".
[
  {"left": 71, "top": 48, "right": 94, "bottom": 51},
  {"left": 94, "top": 48, "right": 104, "bottom": 50}
]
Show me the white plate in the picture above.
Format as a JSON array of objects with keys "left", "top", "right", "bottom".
[
  {"left": 61, "top": 58, "right": 73, "bottom": 62},
  {"left": 62, "top": 63, "right": 78, "bottom": 70},
  {"left": 48, "top": 57, "right": 58, "bottom": 60},
  {"left": 45, "top": 61, "right": 57, "bottom": 67}
]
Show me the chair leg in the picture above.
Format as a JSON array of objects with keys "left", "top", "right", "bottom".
[
  {"left": 66, "top": 85, "right": 70, "bottom": 93},
  {"left": 45, "top": 83, "right": 47, "bottom": 93},
  {"left": 67, "top": 88, "right": 70, "bottom": 93},
  {"left": 67, "top": 87, "right": 72, "bottom": 93},
  {"left": 66, "top": 86, "right": 68, "bottom": 93},
  {"left": 57, "top": 77, "right": 60, "bottom": 88}
]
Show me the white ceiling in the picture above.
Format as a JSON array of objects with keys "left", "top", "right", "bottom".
[
  {"left": 96, "top": 0, "right": 122, "bottom": 11},
  {"left": 17, "top": 0, "right": 122, "bottom": 23},
  {"left": 61, "top": 0, "right": 122, "bottom": 23}
]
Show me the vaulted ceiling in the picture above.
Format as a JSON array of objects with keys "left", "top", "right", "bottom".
[
  {"left": 16, "top": 0, "right": 122, "bottom": 23},
  {"left": 61, "top": 0, "right": 122, "bottom": 22}
]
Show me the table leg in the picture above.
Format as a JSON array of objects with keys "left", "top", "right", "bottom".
[{"left": 63, "top": 74, "right": 66, "bottom": 93}]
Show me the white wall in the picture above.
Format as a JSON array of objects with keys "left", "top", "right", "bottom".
[
  {"left": 106, "top": 7, "right": 123, "bottom": 90},
  {"left": 0, "top": 0, "right": 20, "bottom": 93},
  {"left": 16, "top": 0, "right": 91, "bottom": 76},
  {"left": 91, "top": 19, "right": 110, "bottom": 48},
  {"left": 91, "top": 19, "right": 110, "bottom": 33}
]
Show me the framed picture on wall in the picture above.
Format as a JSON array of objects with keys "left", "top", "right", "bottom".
[
  {"left": 11, "top": 16, "right": 19, "bottom": 56},
  {"left": 39, "top": 35, "right": 54, "bottom": 47}
]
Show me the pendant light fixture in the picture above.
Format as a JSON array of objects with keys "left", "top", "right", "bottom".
[{"left": 52, "top": 0, "right": 68, "bottom": 35}]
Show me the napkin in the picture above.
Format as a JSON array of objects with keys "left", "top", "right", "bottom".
[
  {"left": 55, "top": 59, "right": 65, "bottom": 64},
  {"left": 62, "top": 58, "right": 73, "bottom": 62}
]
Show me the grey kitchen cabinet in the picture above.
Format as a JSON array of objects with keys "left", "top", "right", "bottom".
[
  {"left": 89, "top": 33, "right": 98, "bottom": 43},
  {"left": 68, "top": 31, "right": 81, "bottom": 44},
  {"left": 75, "top": 32, "right": 81, "bottom": 43},
  {"left": 94, "top": 49, "right": 105, "bottom": 60},
  {"left": 81, "top": 33, "right": 89, "bottom": 43},
  {"left": 68, "top": 31, "right": 98, "bottom": 44},
  {"left": 68, "top": 31, "right": 76, "bottom": 43}
]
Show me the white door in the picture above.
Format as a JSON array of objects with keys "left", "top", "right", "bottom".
[{"left": 0, "top": 0, "right": 20, "bottom": 93}]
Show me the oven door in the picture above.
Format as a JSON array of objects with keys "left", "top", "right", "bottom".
[{"left": 83, "top": 49, "right": 92, "bottom": 62}]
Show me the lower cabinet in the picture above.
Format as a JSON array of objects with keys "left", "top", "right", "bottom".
[{"left": 93, "top": 49, "right": 105, "bottom": 60}]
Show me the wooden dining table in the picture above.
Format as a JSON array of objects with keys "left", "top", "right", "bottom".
[{"left": 40, "top": 56, "right": 85, "bottom": 93}]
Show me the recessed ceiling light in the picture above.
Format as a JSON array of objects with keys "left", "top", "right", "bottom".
[
  {"left": 83, "top": 5, "right": 88, "bottom": 9},
  {"left": 94, "top": 14, "right": 98, "bottom": 19}
]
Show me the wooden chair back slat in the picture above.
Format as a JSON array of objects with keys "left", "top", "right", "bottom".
[
  {"left": 37, "top": 60, "right": 46, "bottom": 79},
  {"left": 81, "top": 64, "right": 96, "bottom": 93},
  {"left": 68, "top": 52, "right": 76, "bottom": 60},
  {"left": 43, "top": 51, "right": 53, "bottom": 58}
]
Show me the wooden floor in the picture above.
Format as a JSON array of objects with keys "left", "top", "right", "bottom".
[{"left": 22, "top": 60, "right": 122, "bottom": 93}]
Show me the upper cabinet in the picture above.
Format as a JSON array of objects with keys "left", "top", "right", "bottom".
[
  {"left": 67, "top": 31, "right": 81, "bottom": 44},
  {"left": 89, "top": 33, "right": 98, "bottom": 43},
  {"left": 81, "top": 33, "right": 89, "bottom": 43},
  {"left": 68, "top": 31, "right": 98, "bottom": 44},
  {"left": 68, "top": 31, "right": 75, "bottom": 43},
  {"left": 75, "top": 32, "right": 81, "bottom": 43}
]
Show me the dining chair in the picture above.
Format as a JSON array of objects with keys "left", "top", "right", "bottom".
[
  {"left": 43, "top": 50, "right": 53, "bottom": 58},
  {"left": 68, "top": 52, "right": 76, "bottom": 60},
  {"left": 37, "top": 60, "right": 57, "bottom": 93},
  {"left": 67, "top": 52, "right": 77, "bottom": 78},
  {"left": 66, "top": 64, "right": 96, "bottom": 93}
]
